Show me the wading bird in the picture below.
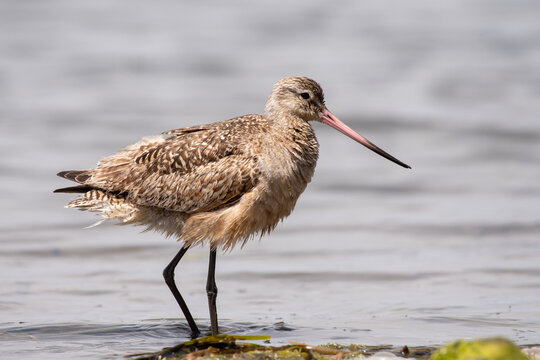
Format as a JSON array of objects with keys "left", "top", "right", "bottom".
[{"left": 55, "top": 77, "right": 410, "bottom": 337}]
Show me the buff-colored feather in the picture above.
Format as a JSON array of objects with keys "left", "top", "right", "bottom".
[{"left": 57, "top": 77, "right": 322, "bottom": 250}]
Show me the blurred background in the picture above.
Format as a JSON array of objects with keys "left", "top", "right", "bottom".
[{"left": 1, "top": 0, "right": 539, "bottom": 358}]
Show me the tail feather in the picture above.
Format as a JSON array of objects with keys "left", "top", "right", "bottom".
[
  {"left": 65, "top": 189, "right": 139, "bottom": 224},
  {"left": 57, "top": 170, "right": 92, "bottom": 184},
  {"left": 53, "top": 185, "right": 95, "bottom": 193}
]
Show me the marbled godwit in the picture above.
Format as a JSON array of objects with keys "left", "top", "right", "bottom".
[{"left": 55, "top": 77, "right": 410, "bottom": 337}]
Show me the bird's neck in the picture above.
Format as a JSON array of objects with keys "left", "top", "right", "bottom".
[{"left": 265, "top": 108, "right": 309, "bottom": 132}]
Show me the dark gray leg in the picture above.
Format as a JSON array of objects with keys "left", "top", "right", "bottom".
[
  {"left": 206, "top": 248, "right": 219, "bottom": 335},
  {"left": 163, "top": 245, "right": 200, "bottom": 338}
]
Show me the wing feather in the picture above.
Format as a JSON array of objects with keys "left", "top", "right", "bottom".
[
  {"left": 82, "top": 115, "right": 267, "bottom": 213},
  {"left": 130, "top": 155, "right": 259, "bottom": 213}
]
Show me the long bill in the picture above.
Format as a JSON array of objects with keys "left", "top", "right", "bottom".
[{"left": 320, "top": 108, "right": 411, "bottom": 169}]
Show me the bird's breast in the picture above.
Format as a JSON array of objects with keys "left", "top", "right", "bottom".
[{"left": 255, "top": 122, "right": 319, "bottom": 217}]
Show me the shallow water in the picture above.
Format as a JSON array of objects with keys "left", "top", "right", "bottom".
[{"left": 1, "top": 0, "right": 540, "bottom": 358}]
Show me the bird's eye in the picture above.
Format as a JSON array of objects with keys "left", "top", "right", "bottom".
[{"left": 300, "top": 92, "right": 310, "bottom": 99}]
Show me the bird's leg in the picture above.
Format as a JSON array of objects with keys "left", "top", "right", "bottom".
[
  {"left": 163, "top": 245, "right": 200, "bottom": 338},
  {"left": 206, "top": 248, "right": 219, "bottom": 335}
]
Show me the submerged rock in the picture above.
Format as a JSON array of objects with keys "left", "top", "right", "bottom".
[
  {"left": 431, "top": 338, "right": 528, "bottom": 360},
  {"left": 135, "top": 335, "right": 537, "bottom": 360}
]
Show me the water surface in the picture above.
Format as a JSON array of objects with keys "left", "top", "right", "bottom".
[{"left": 1, "top": 0, "right": 540, "bottom": 358}]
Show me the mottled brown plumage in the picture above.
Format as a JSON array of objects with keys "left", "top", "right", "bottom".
[
  {"left": 56, "top": 77, "right": 326, "bottom": 250},
  {"left": 55, "top": 77, "right": 410, "bottom": 335}
]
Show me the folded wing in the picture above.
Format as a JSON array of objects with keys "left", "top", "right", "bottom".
[{"left": 57, "top": 116, "right": 265, "bottom": 214}]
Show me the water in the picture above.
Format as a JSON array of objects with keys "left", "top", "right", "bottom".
[{"left": 1, "top": 0, "right": 540, "bottom": 358}]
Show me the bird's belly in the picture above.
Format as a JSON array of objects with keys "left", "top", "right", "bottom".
[{"left": 179, "top": 163, "right": 314, "bottom": 250}]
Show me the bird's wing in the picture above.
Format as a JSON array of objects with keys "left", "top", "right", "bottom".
[
  {"left": 162, "top": 124, "right": 210, "bottom": 136},
  {"left": 85, "top": 116, "right": 265, "bottom": 213},
  {"left": 130, "top": 154, "right": 260, "bottom": 213}
]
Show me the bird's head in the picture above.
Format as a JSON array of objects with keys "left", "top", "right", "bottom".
[
  {"left": 266, "top": 76, "right": 411, "bottom": 169},
  {"left": 265, "top": 76, "right": 326, "bottom": 122}
]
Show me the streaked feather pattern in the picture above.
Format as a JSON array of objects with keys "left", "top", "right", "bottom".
[{"left": 56, "top": 77, "right": 322, "bottom": 249}]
